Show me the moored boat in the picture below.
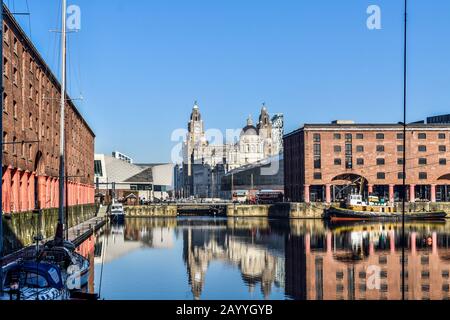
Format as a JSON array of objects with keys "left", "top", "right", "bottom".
[
  {"left": 110, "top": 202, "right": 125, "bottom": 223},
  {"left": 1, "top": 261, "right": 66, "bottom": 301},
  {"left": 325, "top": 194, "right": 448, "bottom": 221}
]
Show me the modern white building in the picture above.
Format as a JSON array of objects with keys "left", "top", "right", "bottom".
[
  {"left": 112, "top": 151, "right": 133, "bottom": 164},
  {"left": 94, "top": 153, "right": 174, "bottom": 202}
]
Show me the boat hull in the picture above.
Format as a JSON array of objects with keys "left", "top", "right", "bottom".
[{"left": 325, "top": 207, "right": 447, "bottom": 221}]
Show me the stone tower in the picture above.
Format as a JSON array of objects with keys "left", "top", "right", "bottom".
[{"left": 257, "top": 103, "right": 274, "bottom": 157}]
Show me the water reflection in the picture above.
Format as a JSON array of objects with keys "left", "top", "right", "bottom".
[{"left": 87, "top": 218, "right": 450, "bottom": 300}]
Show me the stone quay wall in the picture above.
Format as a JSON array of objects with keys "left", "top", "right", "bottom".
[
  {"left": 1, "top": 204, "right": 97, "bottom": 255},
  {"left": 124, "top": 205, "right": 178, "bottom": 217}
]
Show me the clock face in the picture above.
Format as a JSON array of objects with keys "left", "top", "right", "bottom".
[{"left": 194, "top": 125, "right": 201, "bottom": 134}]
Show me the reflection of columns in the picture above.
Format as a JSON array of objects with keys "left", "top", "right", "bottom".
[
  {"left": 304, "top": 184, "right": 310, "bottom": 203},
  {"left": 369, "top": 241, "right": 374, "bottom": 256},
  {"left": 409, "top": 184, "right": 416, "bottom": 202},
  {"left": 326, "top": 231, "right": 332, "bottom": 255},
  {"left": 432, "top": 232, "right": 437, "bottom": 255},
  {"left": 325, "top": 184, "right": 331, "bottom": 204},
  {"left": 389, "top": 184, "right": 395, "bottom": 203},
  {"left": 431, "top": 184, "right": 436, "bottom": 203},
  {"left": 368, "top": 184, "right": 374, "bottom": 195},
  {"left": 390, "top": 230, "right": 395, "bottom": 253},
  {"left": 411, "top": 232, "right": 416, "bottom": 256},
  {"left": 305, "top": 233, "right": 311, "bottom": 255}
]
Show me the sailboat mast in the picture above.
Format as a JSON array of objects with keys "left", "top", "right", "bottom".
[{"left": 57, "top": 0, "right": 67, "bottom": 242}]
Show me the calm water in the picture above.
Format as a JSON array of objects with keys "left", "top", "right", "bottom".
[{"left": 77, "top": 217, "right": 450, "bottom": 300}]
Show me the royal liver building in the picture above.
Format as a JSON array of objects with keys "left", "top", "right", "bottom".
[{"left": 174, "top": 102, "right": 283, "bottom": 198}]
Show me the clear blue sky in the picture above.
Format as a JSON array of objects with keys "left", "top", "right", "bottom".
[{"left": 9, "top": 0, "right": 450, "bottom": 163}]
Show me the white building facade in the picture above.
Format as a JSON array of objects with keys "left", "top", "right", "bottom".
[{"left": 177, "top": 102, "right": 283, "bottom": 198}]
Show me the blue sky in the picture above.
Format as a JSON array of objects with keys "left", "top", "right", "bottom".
[{"left": 9, "top": 0, "right": 450, "bottom": 163}]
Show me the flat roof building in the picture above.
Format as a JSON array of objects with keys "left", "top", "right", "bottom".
[
  {"left": 284, "top": 122, "right": 450, "bottom": 203},
  {"left": 2, "top": 4, "right": 95, "bottom": 213}
]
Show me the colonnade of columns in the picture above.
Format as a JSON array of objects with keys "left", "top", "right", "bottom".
[
  {"left": 2, "top": 166, "right": 95, "bottom": 213},
  {"left": 303, "top": 183, "right": 441, "bottom": 204}
]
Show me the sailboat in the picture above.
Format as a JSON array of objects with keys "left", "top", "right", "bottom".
[{"left": 34, "top": 0, "right": 90, "bottom": 292}]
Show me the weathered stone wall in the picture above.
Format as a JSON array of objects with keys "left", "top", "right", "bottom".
[
  {"left": 226, "top": 203, "right": 332, "bottom": 219},
  {"left": 1, "top": 204, "right": 97, "bottom": 255},
  {"left": 124, "top": 205, "right": 177, "bottom": 217},
  {"left": 394, "top": 202, "right": 450, "bottom": 215}
]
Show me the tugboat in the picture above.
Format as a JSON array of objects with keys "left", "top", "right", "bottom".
[{"left": 325, "top": 194, "right": 447, "bottom": 221}]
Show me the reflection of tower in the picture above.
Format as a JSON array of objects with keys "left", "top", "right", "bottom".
[
  {"left": 183, "top": 228, "right": 206, "bottom": 300},
  {"left": 284, "top": 234, "right": 307, "bottom": 300}
]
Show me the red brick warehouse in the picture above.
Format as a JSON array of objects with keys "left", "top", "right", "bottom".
[
  {"left": 2, "top": 5, "right": 95, "bottom": 214},
  {"left": 284, "top": 121, "right": 450, "bottom": 203}
]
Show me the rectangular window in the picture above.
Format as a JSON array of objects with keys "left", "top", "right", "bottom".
[
  {"left": 13, "top": 37, "right": 18, "bottom": 54},
  {"left": 313, "top": 172, "right": 322, "bottom": 180},
  {"left": 418, "top": 158, "right": 427, "bottom": 165},
  {"left": 419, "top": 172, "right": 428, "bottom": 180},
  {"left": 3, "top": 25, "right": 9, "bottom": 44},
  {"left": 356, "top": 133, "right": 364, "bottom": 140},
  {"left": 440, "top": 158, "right": 447, "bottom": 165},
  {"left": 397, "top": 158, "right": 404, "bottom": 165},
  {"left": 314, "top": 143, "right": 321, "bottom": 169},
  {"left": 438, "top": 133, "right": 446, "bottom": 139},
  {"left": 377, "top": 158, "right": 385, "bottom": 165},
  {"left": 376, "top": 133, "right": 385, "bottom": 140},
  {"left": 376, "top": 145, "right": 385, "bottom": 152},
  {"left": 439, "top": 145, "right": 446, "bottom": 152},
  {"left": 397, "top": 145, "right": 404, "bottom": 152},
  {"left": 13, "top": 101, "right": 17, "bottom": 118},
  {"left": 377, "top": 172, "right": 386, "bottom": 180},
  {"left": 2, "top": 132, "right": 7, "bottom": 152},
  {"left": 418, "top": 133, "right": 427, "bottom": 139},
  {"left": 398, "top": 172, "right": 405, "bottom": 180},
  {"left": 94, "top": 160, "right": 103, "bottom": 176},
  {"left": 3, "top": 93, "right": 7, "bottom": 113},
  {"left": 356, "top": 145, "right": 364, "bottom": 152},
  {"left": 418, "top": 145, "right": 427, "bottom": 152},
  {"left": 13, "top": 67, "right": 18, "bottom": 85},
  {"left": 357, "top": 158, "right": 364, "bottom": 165},
  {"left": 313, "top": 133, "right": 321, "bottom": 143},
  {"left": 397, "top": 133, "right": 404, "bottom": 140},
  {"left": 334, "top": 145, "right": 342, "bottom": 153},
  {"left": 334, "top": 133, "right": 341, "bottom": 140},
  {"left": 3, "top": 57, "right": 8, "bottom": 77},
  {"left": 334, "top": 158, "right": 342, "bottom": 165}
]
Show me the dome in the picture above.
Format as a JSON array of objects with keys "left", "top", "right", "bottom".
[
  {"left": 241, "top": 115, "right": 259, "bottom": 136},
  {"left": 241, "top": 125, "right": 258, "bottom": 136}
]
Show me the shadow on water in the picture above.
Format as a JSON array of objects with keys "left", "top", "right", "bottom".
[{"left": 91, "top": 217, "right": 450, "bottom": 300}]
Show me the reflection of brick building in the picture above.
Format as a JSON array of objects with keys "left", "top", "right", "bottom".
[
  {"left": 304, "top": 230, "right": 450, "bottom": 300},
  {"left": 2, "top": 5, "right": 95, "bottom": 214},
  {"left": 284, "top": 121, "right": 450, "bottom": 203}
]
